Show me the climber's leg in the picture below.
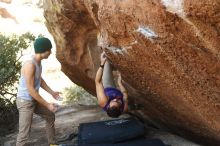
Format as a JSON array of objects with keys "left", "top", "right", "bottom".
[{"left": 102, "top": 60, "right": 116, "bottom": 88}]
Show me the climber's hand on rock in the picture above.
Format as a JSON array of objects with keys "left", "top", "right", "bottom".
[{"left": 100, "top": 52, "right": 107, "bottom": 65}]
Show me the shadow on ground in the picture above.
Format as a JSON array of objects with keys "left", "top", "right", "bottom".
[{"left": 0, "top": 104, "right": 202, "bottom": 146}]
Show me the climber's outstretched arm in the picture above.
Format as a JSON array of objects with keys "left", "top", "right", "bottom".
[
  {"left": 95, "top": 52, "right": 108, "bottom": 107},
  {"left": 118, "top": 72, "right": 129, "bottom": 113}
]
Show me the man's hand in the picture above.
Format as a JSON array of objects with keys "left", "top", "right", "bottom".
[
  {"left": 100, "top": 52, "right": 107, "bottom": 65},
  {"left": 51, "top": 91, "right": 61, "bottom": 99},
  {"left": 47, "top": 103, "right": 58, "bottom": 113}
]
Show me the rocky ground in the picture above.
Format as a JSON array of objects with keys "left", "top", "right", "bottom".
[{"left": 0, "top": 104, "right": 202, "bottom": 146}]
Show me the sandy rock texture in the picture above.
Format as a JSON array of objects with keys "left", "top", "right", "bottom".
[
  {"left": 43, "top": 1, "right": 220, "bottom": 145},
  {"left": 0, "top": 0, "right": 11, "bottom": 4}
]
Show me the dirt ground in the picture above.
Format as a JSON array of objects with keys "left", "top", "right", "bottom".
[{"left": 0, "top": 104, "right": 202, "bottom": 146}]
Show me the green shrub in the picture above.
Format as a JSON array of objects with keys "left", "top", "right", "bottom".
[
  {"left": 0, "top": 98, "right": 18, "bottom": 136},
  {"left": 0, "top": 32, "right": 35, "bottom": 136},
  {"left": 63, "top": 85, "right": 97, "bottom": 105},
  {"left": 0, "top": 32, "right": 35, "bottom": 101}
]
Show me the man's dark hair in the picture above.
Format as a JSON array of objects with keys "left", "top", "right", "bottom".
[{"left": 106, "top": 106, "right": 121, "bottom": 118}]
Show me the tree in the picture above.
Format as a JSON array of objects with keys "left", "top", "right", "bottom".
[
  {"left": 0, "top": 32, "right": 35, "bottom": 104},
  {"left": 0, "top": 32, "right": 35, "bottom": 136}
]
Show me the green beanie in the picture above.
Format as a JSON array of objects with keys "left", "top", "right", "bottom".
[{"left": 34, "top": 37, "right": 52, "bottom": 53}]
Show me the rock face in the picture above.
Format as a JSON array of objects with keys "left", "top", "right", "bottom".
[
  {"left": 0, "top": 0, "right": 11, "bottom": 4},
  {"left": 44, "top": 0, "right": 220, "bottom": 145},
  {"left": 0, "top": 7, "right": 16, "bottom": 20}
]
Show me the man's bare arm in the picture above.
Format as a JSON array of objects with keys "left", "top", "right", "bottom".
[
  {"left": 23, "top": 62, "right": 56, "bottom": 112},
  {"left": 95, "top": 67, "right": 107, "bottom": 107},
  {"left": 118, "top": 73, "right": 129, "bottom": 112},
  {"left": 95, "top": 52, "right": 108, "bottom": 107},
  {"left": 23, "top": 62, "right": 49, "bottom": 108},
  {"left": 40, "top": 78, "right": 53, "bottom": 94}
]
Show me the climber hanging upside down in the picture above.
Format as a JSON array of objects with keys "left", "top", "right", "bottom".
[{"left": 95, "top": 51, "right": 128, "bottom": 118}]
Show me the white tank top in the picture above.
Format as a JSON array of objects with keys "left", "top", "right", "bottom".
[{"left": 17, "top": 56, "right": 42, "bottom": 100}]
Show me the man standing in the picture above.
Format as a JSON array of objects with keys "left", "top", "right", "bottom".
[{"left": 16, "top": 37, "right": 59, "bottom": 146}]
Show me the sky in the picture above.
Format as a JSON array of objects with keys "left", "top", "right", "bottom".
[{"left": 0, "top": 0, "right": 73, "bottom": 103}]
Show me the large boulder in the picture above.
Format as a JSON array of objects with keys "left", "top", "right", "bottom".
[
  {"left": 0, "top": 7, "right": 16, "bottom": 20},
  {"left": 0, "top": 0, "right": 12, "bottom": 4},
  {"left": 43, "top": 0, "right": 220, "bottom": 145}
]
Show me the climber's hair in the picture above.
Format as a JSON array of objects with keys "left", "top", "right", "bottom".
[{"left": 106, "top": 106, "right": 121, "bottom": 118}]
